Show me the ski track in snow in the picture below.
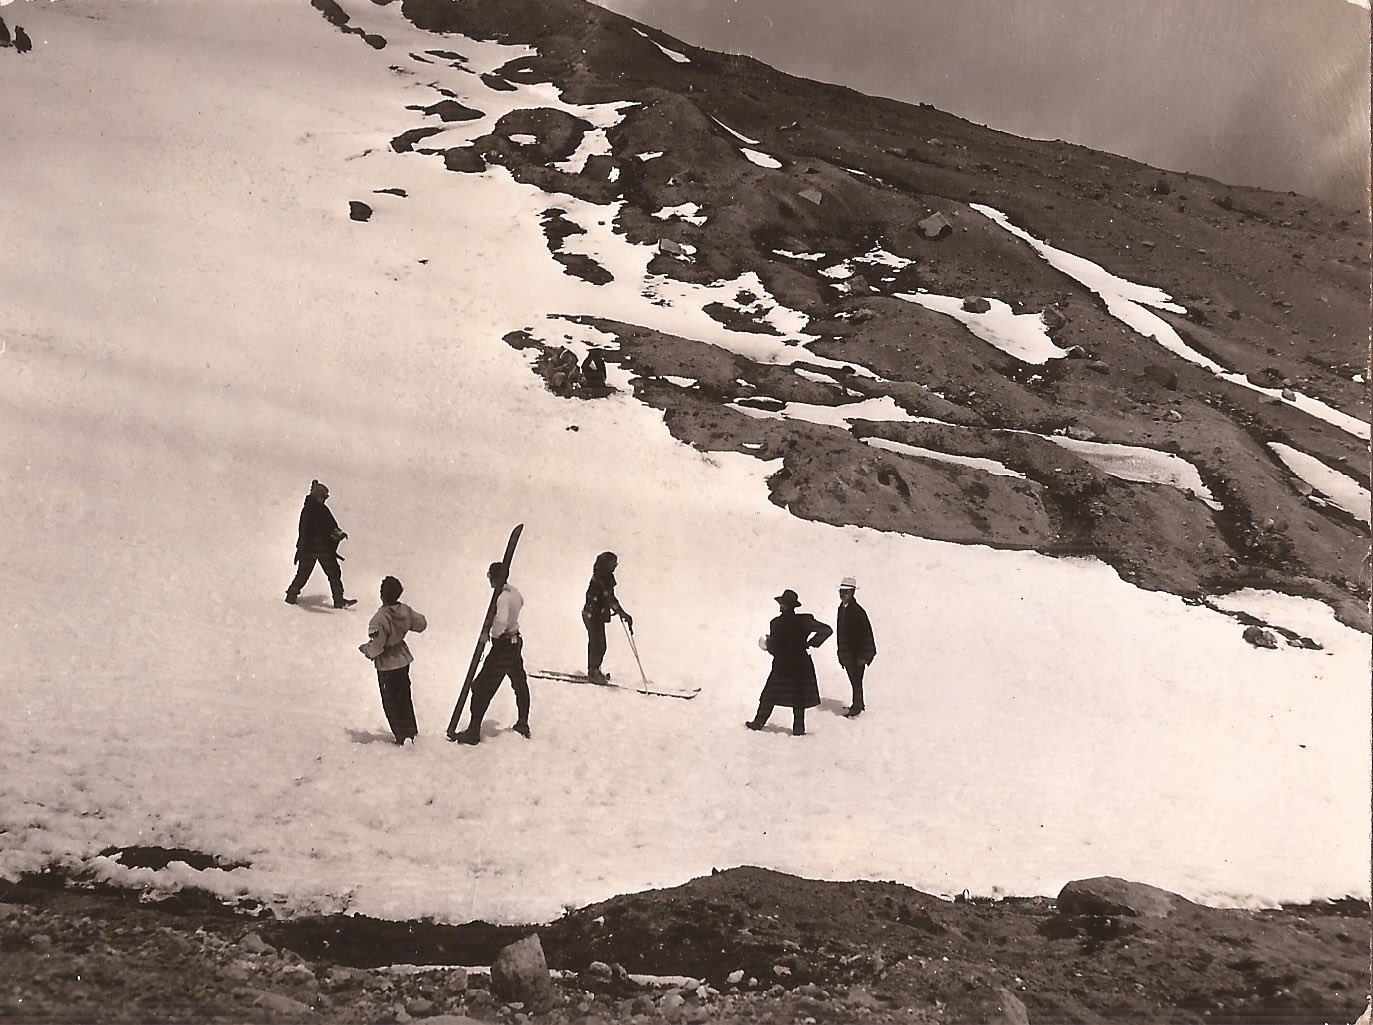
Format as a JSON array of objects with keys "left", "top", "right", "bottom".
[{"left": 0, "top": 0, "right": 1368, "bottom": 928}]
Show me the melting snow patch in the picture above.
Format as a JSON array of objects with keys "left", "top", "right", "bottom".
[
  {"left": 636, "top": 151, "right": 664, "bottom": 162},
  {"left": 972, "top": 203, "right": 1371, "bottom": 441},
  {"left": 553, "top": 127, "right": 612, "bottom": 174},
  {"left": 709, "top": 115, "right": 760, "bottom": 145},
  {"left": 1049, "top": 436, "right": 1221, "bottom": 509},
  {"left": 1268, "top": 444, "right": 1370, "bottom": 523},
  {"left": 632, "top": 28, "right": 691, "bottom": 63},
  {"left": 855, "top": 247, "right": 913, "bottom": 271},
  {"left": 652, "top": 203, "right": 707, "bottom": 226},
  {"left": 661, "top": 375, "right": 698, "bottom": 388},
  {"left": 773, "top": 249, "right": 826, "bottom": 262},
  {"left": 864, "top": 437, "right": 1026, "bottom": 479},
  {"left": 509, "top": 134, "right": 539, "bottom": 145},
  {"left": 821, "top": 263, "right": 854, "bottom": 280},
  {"left": 896, "top": 293, "right": 1069, "bottom": 365},
  {"left": 741, "top": 148, "right": 782, "bottom": 169},
  {"left": 730, "top": 395, "right": 923, "bottom": 429}
]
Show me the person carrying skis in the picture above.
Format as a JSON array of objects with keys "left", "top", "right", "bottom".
[
  {"left": 746, "top": 589, "right": 832, "bottom": 737},
  {"left": 285, "top": 479, "right": 357, "bottom": 608},
  {"left": 454, "top": 562, "right": 530, "bottom": 744},
  {"left": 359, "top": 576, "right": 428, "bottom": 745},
  {"left": 582, "top": 551, "right": 632, "bottom": 685},
  {"left": 835, "top": 576, "right": 876, "bottom": 717}
]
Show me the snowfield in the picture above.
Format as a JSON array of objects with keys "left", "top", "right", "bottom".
[{"left": 0, "top": 0, "right": 1368, "bottom": 927}]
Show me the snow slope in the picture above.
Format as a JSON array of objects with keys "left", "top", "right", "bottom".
[{"left": 0, "top": 0, "right": 1367, "bottom": 926}]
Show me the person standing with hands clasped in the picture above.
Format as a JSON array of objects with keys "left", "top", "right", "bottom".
[
  {"left": 453, "top": 563, "right": 530, "bottom": 744},
  {"left": 359, "top": 576, "right": 427, "bottom": 745},
  {"left": 583, "top": 551, "right": 632, "bottom": 685},
  {"left": 835, "top": 576, "right": 876, "bottom": 717},
  {"left": 746, "top": 589, "right": 832, "bottom": 737}
]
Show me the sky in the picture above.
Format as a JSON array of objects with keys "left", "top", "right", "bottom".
[
  {"left": 1, "top": 0, "right": 1368, "bottom": 926},
  {"left": 591, "top": 0, "right": 1372, "bottom": 210}
]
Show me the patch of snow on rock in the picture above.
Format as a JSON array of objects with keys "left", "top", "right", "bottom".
[
  {"left": 652, "top": 202, "right": 707, "bottom": 226},
  {"left": 740, "top": 148, "right": 781, "bottom": 169},
  {"left": 896, "top": 292, "right": 1069, "bottom": 365},
  {"left": 1268, "top": 443, "right": 1370, "bottom": 523},
  {"left": 864, "top": 437, "right": 1026, "bottom": 479}
]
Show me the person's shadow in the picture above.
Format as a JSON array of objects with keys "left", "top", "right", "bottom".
[
  {"left": 346, "top": 728, "right": 397, "bottom": 745},
  {"left": 293, "top": 595, "right": 337, "bottom": 615},
  {"left": 819, "top": 697, "right": 849, "bottom": 717}
]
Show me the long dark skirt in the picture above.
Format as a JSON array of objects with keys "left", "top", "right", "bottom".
[{"left": 757, "top": 654, "right": 821, "bottom": 710}]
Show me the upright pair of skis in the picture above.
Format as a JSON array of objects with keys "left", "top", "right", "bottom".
[{"left": 443, "top": 526, "right": 697, "bottom": 741}]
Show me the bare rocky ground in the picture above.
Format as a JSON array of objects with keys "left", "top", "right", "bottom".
[
  {"left": 347, "top": 0, "right": 1372, "bottom": 630},
  {"left": 2, "top": 864, "right": 1368, "bottom": 1024}
]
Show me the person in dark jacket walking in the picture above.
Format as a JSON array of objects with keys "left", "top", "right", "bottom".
[
  {"left": 13, "top": 26, "right": 31, "bottom": 53},
  {"left": 0, "top": 18, "right": 12, "bottom": 47},
  {"left": 582, "top": 551, "right": 632, "bottom": 684},
  {"left": 746, "top": 589, "right": 832, "bottom": 736},
  {"left": 284, "top": 480, "right": 356, "bottom": 608},
  {"left": 453, "top": 563, "right": 530, "bottom": 744},
  {"left": 360, "top": 576, "right": 428, "bottom": 744},
  {"left": 835, "top": 576, "right": 877, "bottom": 717}
]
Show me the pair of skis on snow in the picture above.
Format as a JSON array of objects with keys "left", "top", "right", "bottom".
[{"left": 443, "top": 525, "right": 697, "bottom": 740}]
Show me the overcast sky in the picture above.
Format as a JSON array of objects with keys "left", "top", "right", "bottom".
[{"left": 592, "top": 0, "right": 1371, "bottom": 211}]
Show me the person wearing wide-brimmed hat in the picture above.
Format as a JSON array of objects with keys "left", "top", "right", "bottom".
[
  {"left": 746, "top": 589, "right": 832, "bottom": 736},
  {"left": 285, "top": 480, "right": 356, "bottom": 609},
  {"left": 835, "top": 576, "right": 876, "bottom": 717}
]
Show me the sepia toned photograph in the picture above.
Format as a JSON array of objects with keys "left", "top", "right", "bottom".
[{"left": 1, "top": 0, "right": 1369, "bottom": 1021}]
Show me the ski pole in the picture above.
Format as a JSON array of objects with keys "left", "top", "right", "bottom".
[{"left": 621, "top": 617, "right": 650, "bottom": 694}]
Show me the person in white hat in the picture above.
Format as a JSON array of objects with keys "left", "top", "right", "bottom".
[{"left": 835, "top": 576, "right": 876, "bottom": 717}]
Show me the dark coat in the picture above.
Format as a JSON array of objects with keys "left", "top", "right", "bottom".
[
  {"left": 295, "top": 496, "right": 342, "bottom": 563},
  {"left": 758, "top": 611, "right": 832, "bottom": 709},
  {"left": 583, "top": 569, "right": 620, "bottom": 623},
  {"left": 836, "top": 599, "right": 876, "bottom": 666},
  {"left": 14, "top": 27, "right": 30, "bottom": 53}
]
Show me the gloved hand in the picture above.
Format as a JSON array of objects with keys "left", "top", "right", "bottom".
[{"left": 620, "top": 611, "right": 634, "bottom": 631}]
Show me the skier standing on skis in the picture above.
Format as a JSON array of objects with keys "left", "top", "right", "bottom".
[
  {"left": 746, "top": 589, "right": 832, "bottom": 737},
  {"left": 359, "top": 576, "right": 427, "bottom": 745},
  {"left": 284, "top": 479, "right": 357, "bottom": 608},
  {"left": 582, "top": 551, "right": 632, "bottom": 685},
  {"left": 454, "top": 562, "right": 530, "bottom": 744},
  {"left": 835, "top": 576, "right": 876, "bottom": 718}
]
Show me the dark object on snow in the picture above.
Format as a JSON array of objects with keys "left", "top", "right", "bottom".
[
  {"left": 349, "top": 201, "right": 372, "bottom": 222},
  {"left": 747, "top": 591, "right": 832, "bottom": 735},
  {"left": 360, "top": 577, "right": 428, "bottom": 744},
  {"left": 583, "top": 552, "right": 631, "bottom": 683},
  {"left": 544, "top": 346, "right": 581, "bottom": 396},
  {"left": 1242, "top": 625, "right": 1279, "bottom": 650},
  {"left": 581, "top": 348, "right": 608, "bottom": 390},
  {"left": 1041, "top": 306, "right": 1067, "bottom": 334},
  {"left": 836, "top": 577, "right": 876, "bottom": 717},
  {"left": 14, "top": 26, "right": 31, "bottom": 53},
  {"left": 0, "top": 18, "right": 11, "bottom": 47},
  {"left": 285, "top": 480, "right": 355, "bottom": 608},
  {"left": 917, "top": 212, "right": 952, "bottom": 240},
  {"left": 961, "top": 296, "right": 991, "bottom": 314}
]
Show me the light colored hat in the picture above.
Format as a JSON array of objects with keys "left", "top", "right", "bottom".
[{"left": 838, "top": 576, "right": 858, "bottom": 590}]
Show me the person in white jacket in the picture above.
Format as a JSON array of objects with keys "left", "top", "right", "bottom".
[
  {"left": 359, "top": 576, "right": 428, "bottom": 745},
  {"left": 453, "top": 562, "right": 529, "bottom": 744}
]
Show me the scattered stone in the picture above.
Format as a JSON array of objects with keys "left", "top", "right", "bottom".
[
  {"left": 1058, "top": 877, "right": 1191, "bottom": 919},
  {"left": 1143, "top": 365, "right": 1179, "bottom": 390},
  {"left": 630, "top": 994, "right": 655, "bottom": 1015},
  {"left": 1280, "top": 388, "right": 1297, "bottom": 401},
  {"left": 727, "top": 969, "right": 745, "bottom": 985},
  {"left": 1087, "top": 360, "right": 1111, "bottom": 374},
  {"left": 1064, "top": 426, "right": 1097, "bottom": 442},
  {"left": 850, "top": 308, "right": 876, "bottom": 324},
  {"left": 443, "top": 148, "right": 485, "bottom": 173},
  {"left": 236, "top": 932, "right": 276, "bottom": 956},
  {"left": 772, "top": 964, "right": 792, "bottom": 977},
  {"left": 250, "top": 989, "right": 312, "bottom": 1015},
  {"left": 489, "top": 934, "right": 555, "bottom": 1013},
  {"left": 797, "top": 188, "right": 823, "bottom": 205},
  {"left": 1153, "top": 177, "right": 1171, "bottom": 195},
  {"left": 1040, "top": 306, "right": 1067, "bottom": 333},
  {"left": 658, "top": 238, "right": 686, "bottom": 255},
  {"left": 962, "top": 297, "right": 991, "bottom": 314},
  {"left": 1063, "top": 344, "right": 1088, "bottom": 359},
  {"left": 349, "top": 201, "right": 373, "bottom": 222},
  {"left": 30, "top": 933, "right": 53, "bottom": 951},
  {"left": 658, "top": 991, "right": 685, "bottom": 1011},
  {"left": 1166, "top": 409, "right": 1183, "bottom": 422},
  {"left": 587, "top": 961, "right": 613, "bottom": 980},
  {"left": 407, "top": 997, "right": 437, "bottom": 1017},
  {"left": 1242, "top": 626, "right": 1279, "bottom": 650},
  {"left": 917, "top": 212, "right": 953, "bottom": 240}
]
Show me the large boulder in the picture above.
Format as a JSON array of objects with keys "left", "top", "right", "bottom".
[
  {"left": 918, "top": 212, "right": 953, "bottom": 240},
  {"left": 489, "top": 933, "right": 555, "bottom": 1013},
  {"left": 1057, "top": 877, "right": 1190, "bottom": 919}
]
